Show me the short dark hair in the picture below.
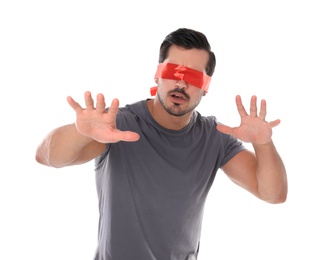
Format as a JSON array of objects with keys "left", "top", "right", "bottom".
[{"left": 159, "top": 28, "right": 216, "bottom": 77}]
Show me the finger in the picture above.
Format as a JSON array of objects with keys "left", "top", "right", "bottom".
[
  {"left": 95, "top": 93, "right": 106, "bottom": 113},
  {"left": 84, "top": 91, "right": 95, "bottom": 110},
  {"left": 117, "top": 131, "right": 140, "bottom": 142},
  {"left": 259, "top": 99, "right": 267, "bottom": 120},
  {"left": 107, "top": 98, "right": 120, "bottom": 118},
  {"left": 250, "top": 95, "right": 258, "bottom": 117},
  {"left": 67, "top": 96, "right": 83, "bottom": 112},
  {"left": 235, "top": 95, "right": 248, "bottom": 118},
  {"left": 216, "top": 124, "right": 233, "bottom": 135},
  {"left": 269, "top": 119, "right": 281, "bottom": 128}
]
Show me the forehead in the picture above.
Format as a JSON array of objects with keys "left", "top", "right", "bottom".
[{"left": 163, "top": 45, "right": 209, "bottom": 73}]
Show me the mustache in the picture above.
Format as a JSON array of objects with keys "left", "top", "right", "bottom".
[{"left": 168, "top": 89, "right": 190, "bottom": 100}]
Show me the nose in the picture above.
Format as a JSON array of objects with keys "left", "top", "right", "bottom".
[{"left": 176, "top": 80, "right": 188, "bottom": 90}]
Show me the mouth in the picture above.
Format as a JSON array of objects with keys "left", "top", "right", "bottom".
[
  {"left": 169, "top": 90, "right": 189, "bottom": 105},
  {"left": 171, "top": 92, "right": 186, "bottom": 101},
  {"left": 170, "top": 93, "right": 187, "bottom": 105}
]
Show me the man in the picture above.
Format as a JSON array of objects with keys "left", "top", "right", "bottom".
[{"left": 35, "top": 28, "right": 287, "bottom": 260}]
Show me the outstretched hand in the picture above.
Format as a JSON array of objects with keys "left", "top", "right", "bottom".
[
  {"left": 216, "top": 95, "right": 280, "bottom": 144},
  {"left": 67, "top": 91, "right": 140, "bottom": 143}
]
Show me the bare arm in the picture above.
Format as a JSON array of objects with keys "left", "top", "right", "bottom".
[
  {"left": 35, "top": 123, "right": 106, "bottom": 167},
  {"left": 35, "top": 91, "right": 140, "bottom": 168},
  {"left": 222, "top": 142, "right": 287, "bottom": 203},
  {"left": 218, "top": 95, "right": 287, "bottom": 204}
]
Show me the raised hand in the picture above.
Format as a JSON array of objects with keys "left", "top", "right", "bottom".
[
  {"left": 216, "top": 95, "right": 280, "bottom": 144},
  {"left": 67, "top": 91, "right": 140, "bottom": 143}
]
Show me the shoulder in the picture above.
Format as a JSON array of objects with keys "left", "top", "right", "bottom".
[
  {"left": 118, "top": 100, "right": 147, "bottom": 117},
  {"left": 193, "top": 111, "right": 220, "bottom": 132},
  {"left": 115, "top": 100, "right": 147, "bottom": 120},
  {"left": 195, "top": 111, "right": 245, "bottom": 150},
  {"left": 114, "top": 100, "right": 149, "bottom": 131}
]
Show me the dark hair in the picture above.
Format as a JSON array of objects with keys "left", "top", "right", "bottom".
[{"left": 159, "top": 28, "right": 216, "bottom": 76}]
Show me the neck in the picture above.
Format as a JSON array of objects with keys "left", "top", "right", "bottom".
[{"left": 146, "top": 99, "right": 193, "bottom": 130}]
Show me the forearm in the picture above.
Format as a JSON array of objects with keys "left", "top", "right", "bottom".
[
  {"left": 253, "top": 140, "right": 288, "bottom": 203},
  {"left": 35, "top": 123, "right": 94, "bottom": 168}
]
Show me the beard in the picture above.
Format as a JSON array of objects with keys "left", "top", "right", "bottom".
[{"left": 157, "top": 88, "right": 203, "bottom": 117}]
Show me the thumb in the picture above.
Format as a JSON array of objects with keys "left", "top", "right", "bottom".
[
  {"left": 117, "top": 131, "right": 140, "bottom": 142},
  {"left": 216, "top": 124, "right": 233, "bottom": 135}
]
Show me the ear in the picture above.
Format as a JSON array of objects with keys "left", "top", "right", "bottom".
[{"left": 154, "top": 78, "right": 158, "bottom": 84}]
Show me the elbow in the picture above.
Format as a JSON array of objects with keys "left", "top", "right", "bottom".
[
  {"left": 259, "top": 174, "right": 288, "bottom": 204},
  {"left": 271, "top": 182, "right": 288, "bottom": 204},
  {"left": 35, "top": 146, "right": 45, "bottom": 165},
  {"left": 264, "top": 189, "right": 288, "bottom": 204},
  {"left": 275, "top": 191, "right": 288, "bottom": 204},
  {"left": 35, "top": 149, "right": 51, "bottom": 167},
  {"left": 35, "top": 153, "right": 43, "bottom": 165},
  {"left": 268, "top": 194, "right": 287, "bottom": 204},
  {"left": 35, "top": 147, "right": 58, "bottom": 168}
]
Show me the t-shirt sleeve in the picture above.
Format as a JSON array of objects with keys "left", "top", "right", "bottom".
[{"left": 220, "top": 133, "right": 246, "bottom": 167}]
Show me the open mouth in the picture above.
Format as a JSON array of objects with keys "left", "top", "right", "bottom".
[
  {"left": 168, "top": 89, "right": 190, "bottom": 105},
  {"left": 171, "top": 93, "right": 186, "bottom": 102}
]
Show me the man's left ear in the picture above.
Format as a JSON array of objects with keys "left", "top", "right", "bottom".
[{"left": 154, "top": 78, "right": 158, "bottom": 84}]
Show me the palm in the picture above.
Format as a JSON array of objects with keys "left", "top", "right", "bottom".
[
  {"left": 216, "top": 95, "right": 280, "bottom": 144},
  {"left": 67, "top": 91, "right": 140, "bottom": 143}
]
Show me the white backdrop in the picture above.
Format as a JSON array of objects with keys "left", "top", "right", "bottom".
[{"left": 1, "top": 0, "right": 314, "bottom": 259}]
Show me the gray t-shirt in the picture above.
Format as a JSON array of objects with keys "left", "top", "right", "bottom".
[{"left": 94, "top": 100, "right": 246, "bottom": 260}]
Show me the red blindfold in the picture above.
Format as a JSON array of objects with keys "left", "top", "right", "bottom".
[{"left": 150, "top": 63, "right": 211, "bottom": 96}]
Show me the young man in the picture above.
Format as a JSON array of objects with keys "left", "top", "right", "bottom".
[{"left": 35, "top": 28, "right": 287, "bottom": 260}]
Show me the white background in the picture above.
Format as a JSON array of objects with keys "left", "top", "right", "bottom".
[{"left": 1, "top": 0, "right": 314, "bottom": 259}]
